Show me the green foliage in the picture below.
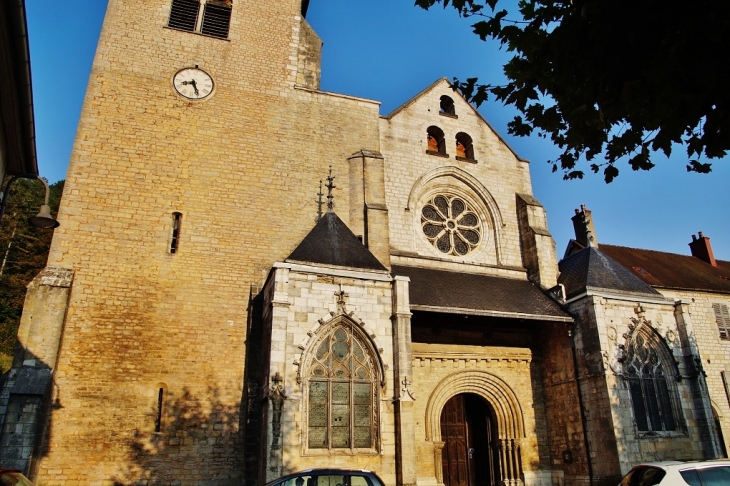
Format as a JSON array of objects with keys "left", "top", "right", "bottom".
[
  {"left": 415, "top": 0, "right": 730, "bottom": 182},
  {"left": 0, "top": 178, "right": 63, "bottom": 373}
]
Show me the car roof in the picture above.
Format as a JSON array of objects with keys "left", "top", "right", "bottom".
[
  {"left": 265, "top": 468, "right": 378, "bottom": 486},
  {"left": 632, "top": 460, "right": 730, "bottom": 471}
]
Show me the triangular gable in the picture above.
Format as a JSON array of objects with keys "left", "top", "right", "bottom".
[
  {"left": 286, "top": 211, "right": 387, "bottom": 271},
  {"left": 382, "top": 77, "right": 527, "bottom": 162}
]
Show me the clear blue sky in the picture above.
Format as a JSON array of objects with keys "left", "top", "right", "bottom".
[{"left": 25, "top": 0, "right": 730, "bottom": 258}]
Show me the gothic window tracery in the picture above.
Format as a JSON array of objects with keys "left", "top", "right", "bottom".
[
  {"left": 624, "top": 331, "right": 678, "bottom": 432},
  {"left": 421, "top": 194, "right": 481, "bottom": 256},
  {"left": 306, "top": 322, "right": 378, "bottom": 450}
]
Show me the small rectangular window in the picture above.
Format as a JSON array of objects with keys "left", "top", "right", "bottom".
[
  {"left": 170, "top": 212, "right": 182, "bottom": 254},
  {"left": 713, "top": 303, "right": 730, "bottom": 340}
]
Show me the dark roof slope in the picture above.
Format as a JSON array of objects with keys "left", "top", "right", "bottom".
[
  {"left": 600, "top": 244, "right": 730, "bottom": 294},
  {"left": 286, "top": 211, "right": 387, "bottom": 271},
  {"left": 392, "top": 265, "right": 571, "bottom": 321},
  {"left": 558, "top": 246, "right": 663, "bottom": 299}
]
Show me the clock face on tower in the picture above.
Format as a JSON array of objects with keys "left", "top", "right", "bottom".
[{"left": 172, "top": 67, "right": 215, "bottom": 100}]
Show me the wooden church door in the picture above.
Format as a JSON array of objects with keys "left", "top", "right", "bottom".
[{"left": 441, "top": 394, "right": 498, "bottom": 486}]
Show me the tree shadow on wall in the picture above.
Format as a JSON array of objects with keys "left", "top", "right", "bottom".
[{"left": 111, "top": 385, "right": 243, "bottom": 486}]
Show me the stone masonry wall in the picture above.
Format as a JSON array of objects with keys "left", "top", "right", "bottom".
[
  {"left": 263, "top": 264, "right": 397, "bottom": 484},
  {"left": 379, "top": 80, "right": 534, "bottom": 278},
  {"left": 411, "top": 342, "right": 554, "bottom": 486},
  {"left": 657, "top": 289, "right": 730, "bottom": 455},
  {"left": 35, "top": 0, "right": 385, "bottom": 483},
  {"left": 570, "top": 294, "right": 712, "bottom": 480}
]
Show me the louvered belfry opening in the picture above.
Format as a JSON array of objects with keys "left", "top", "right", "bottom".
[
  {"left": 168, "top": 0, "right": 200, "bottom": 32},
  {"left": 201, "top": 1, "right": 232, "bottom": 38},
  {"left": 168, "top": 0, "right": 232, "bottom": 39}
]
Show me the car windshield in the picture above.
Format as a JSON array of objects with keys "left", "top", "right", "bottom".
[
  {"left": 274, "top": 474, "right": 375, "bottom": 486},
  {"left": 0, "top": 472, "right": 35, "bottom": 486}
]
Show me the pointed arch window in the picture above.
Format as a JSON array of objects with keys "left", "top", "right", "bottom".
[
  {"left": 624, "top": 331, "right": 679, "bottom": 432},
  {"left": 306, "top": 321, "right": 378, "bottom": 451}
]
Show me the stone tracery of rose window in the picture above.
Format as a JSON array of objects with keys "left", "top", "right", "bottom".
[{"left": 421, "top": 194, "right": 481, "bottom": 256}]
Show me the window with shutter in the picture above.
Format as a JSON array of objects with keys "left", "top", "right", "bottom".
[
  {"left": 168, "top": 0, "right": 231, "bottom": 39},
  {"left": 713, "top": 303, "right": 730, "bottom": 340}
]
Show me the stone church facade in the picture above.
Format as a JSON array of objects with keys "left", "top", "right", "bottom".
[{"left": 0, "top": 1, "right": 725, "bottom": 486}]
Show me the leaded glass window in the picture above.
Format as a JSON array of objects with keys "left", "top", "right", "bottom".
[
  {"left": 421, "top": 194, "right": 481, "bottom": 256},
  {"left": 625, "top": 332, "right": 677, "bottom": 432},
  {"left": 307, "top": 323, "right": 377, "bottom": 450}
]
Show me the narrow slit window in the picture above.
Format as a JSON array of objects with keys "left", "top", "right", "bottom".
[
  {"left": 171, "top": 212, "right": 182, "bottom": 254},
  {"left": 155, "top": 388, "right": 164, "bottom": 432}
]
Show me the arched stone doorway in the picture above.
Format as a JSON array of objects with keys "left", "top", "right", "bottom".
[
  {"left": 441, "top": 393, "right": 500, "bottom": 486},
  {"left": 426, "top": 371, "right": 525, "bottom": 486}
]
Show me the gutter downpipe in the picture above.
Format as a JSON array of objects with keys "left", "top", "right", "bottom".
[{"left": 8, "top": 0, "right": 39, "bottom": 176}]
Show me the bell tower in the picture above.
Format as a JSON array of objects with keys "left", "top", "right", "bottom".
[{"left": 1, "top": 0, "right": 389, "bottom": 483}]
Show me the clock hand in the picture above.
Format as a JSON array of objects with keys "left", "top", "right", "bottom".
[{"left": 189, "top": 79, "right": 199, "bottom": 96}]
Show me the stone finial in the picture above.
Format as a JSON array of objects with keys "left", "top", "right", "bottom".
[
  {"left": 316, "top": 179, "right": 324, "bottom": 222},
  {"left": 325, "top": 166, "right": 336, "bottom": 212}
]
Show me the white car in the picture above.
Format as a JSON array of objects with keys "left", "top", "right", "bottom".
[{"left": 619, "top": 460, "right": 730, "bottom": 485}]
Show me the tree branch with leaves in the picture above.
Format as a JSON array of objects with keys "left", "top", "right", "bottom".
[{"left": 415, "top": 0, "right": 729, "bottom": 182}]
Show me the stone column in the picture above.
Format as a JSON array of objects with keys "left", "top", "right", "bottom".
[
  {"left": 392, "top": 276, "right": 416, "bottom": 486},
  {"left": 433, "top": 441, "right": 445, "bottom": 486},
  {"left": 264, "top": 265, "right": 292, "bottom": 482},
  {"left": 349, "top": 150, "right": 390, "bottom": 268},
  {"left": 675, "top": 301, "right": 724, "bottom": 458},
  {"left": 0, "top": 266, "right": 73, "bottom": 476},
  {"left": 515, "top": 194, "right": 557, "bottom": 289}
]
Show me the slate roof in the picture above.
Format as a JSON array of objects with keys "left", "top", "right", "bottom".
[
  {"left": 599, "top": 244, "right": 730, "bottom": 294},
  {"left": 558, "top": 246, "right": 664, "bottom": 300},
  {"left": 286, "top": 211, "right": 387, "bottom": 272},
  {"left": 391, "top": 265, "right": 572, "bottom": 322}
]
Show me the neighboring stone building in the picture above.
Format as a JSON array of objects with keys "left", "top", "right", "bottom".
[
  {"left": 557, "top": 206, "right": 728, "bottom": 484},
  {"left": 0, "top": 1, "right": 724, "bottom": 486}
]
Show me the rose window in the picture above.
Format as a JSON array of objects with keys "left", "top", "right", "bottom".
[{"left": 421, "top": 195, "right": 481, "bottom": 256}]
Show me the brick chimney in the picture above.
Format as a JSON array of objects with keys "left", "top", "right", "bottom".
[
  {"left": 689, "top": 232, "right": 716, "bottom": 266},
  {"left": 571, "top": 204, "right": 598, "bottom": 248}
]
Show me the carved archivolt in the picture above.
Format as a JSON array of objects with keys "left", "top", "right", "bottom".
[{"left": 425, "top": 370, "right": 525, "bottom": 441}]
